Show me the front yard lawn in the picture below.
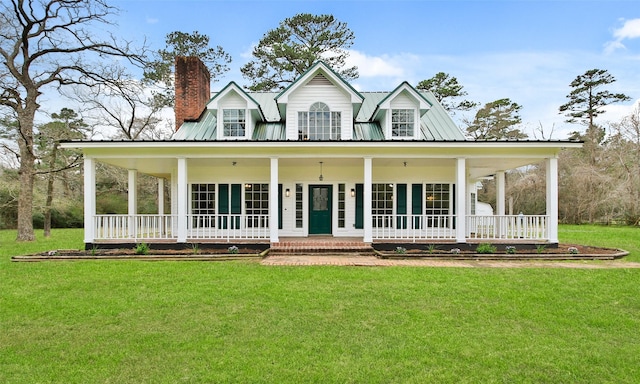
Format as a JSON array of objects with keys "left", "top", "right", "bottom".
[{"left": 0, "top": 226, "right": 638, "bottom": 383}]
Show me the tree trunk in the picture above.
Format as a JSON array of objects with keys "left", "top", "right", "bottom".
[
  {"left": 43, "top": 143, "right": 59, "bottom": 237},
  {"left": 16, "top": 102, "right": 37, "bottom": 242},
  {"left": 17, "top": 141, "right": 35, "bottom": 241}
]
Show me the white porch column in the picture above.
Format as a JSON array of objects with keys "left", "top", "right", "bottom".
[
  {"left": 546, "top": 157, "right": 559, "bottom": 243},
  {"left": 177, "top": 158, "right": 188, "bottom": 243},
  {"left": 128, "top": 170, "right": 138, "bottom": 215},
  {"left": 363, "top": 157, "right": 373, "bottom": 243},
  {"left": 496, "top": 171, "right": 506, "bottom": 216},
  {"left": 128, "top": 170, "right": 137, "bottom": 239},
  {"left": 496, "top": 171, "right": 506, "bottom": 238},
  {"left": 157, "top": 178, "right": 164, "bottom": 215},
  {"left": 83, "top": 157, "right": 96, "bottom": 244},
  {"left": 456, "top": 158, "right": 467, "bottom": 243},
  {"left": 270, "top": 157, "right": 279, "bottom": 243}
]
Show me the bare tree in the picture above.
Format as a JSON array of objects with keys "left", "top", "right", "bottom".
[
  {"left": 0, "top": 0, "right": 145, "bottom": 241},
  {"left": 72, "top": 65, "right": 169, "bottom": 140},
  {"left": 608, "top": 105, "right": 640, "bottom": 225}
]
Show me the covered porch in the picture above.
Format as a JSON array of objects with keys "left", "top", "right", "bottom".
[{"left": 70, "top": 141, "right": 574, "bottom": 248}]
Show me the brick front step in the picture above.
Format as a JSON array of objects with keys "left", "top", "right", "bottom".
[{"left": 270, "top": 241, "right": 373, "bottom": 254}]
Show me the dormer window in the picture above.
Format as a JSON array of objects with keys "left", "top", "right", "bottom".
[
  {"left": 223, "top": 109, "right": 246, "bottom": 137},
  {"left": 391, "top": 109, "right": 415, "bottom": 137},
  {"left": 298, "top": 102, "right": 341, "bottom": 140}
]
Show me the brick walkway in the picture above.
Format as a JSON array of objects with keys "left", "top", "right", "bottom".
[{"left": 261, "top": 255, "right": 640, "bottom": 268}]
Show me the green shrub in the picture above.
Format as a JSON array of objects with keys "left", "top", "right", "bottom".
[
  {"left": 476, "top": 243, "right": 497, "bottom": 254},
  {"left": 135, "top": 243, "right": 150, "bottom": 255}
]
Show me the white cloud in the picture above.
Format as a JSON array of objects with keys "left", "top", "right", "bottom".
[
  {"left": 346, "top": 50, "right": 408, "bottom": 78},
  {"left": 146, "top": 17, "right": 159, "bottom": 24},
  {"left": 605, "top": 18, "right": 640, "bottom": 54}
]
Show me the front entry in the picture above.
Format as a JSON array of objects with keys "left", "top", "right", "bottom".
[{"left": 309, "top": 185, "right": 332, "bottom": 235}]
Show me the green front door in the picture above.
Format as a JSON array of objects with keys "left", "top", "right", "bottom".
[{"left": 309, "top": 185, "right": 332, "bottom": 234}]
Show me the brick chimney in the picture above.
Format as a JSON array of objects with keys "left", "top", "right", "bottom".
[{"left": 174, "top": 56, "right": 210, "bottom": 130}]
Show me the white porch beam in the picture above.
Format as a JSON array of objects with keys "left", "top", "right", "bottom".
[
  {"left": 546, "top": 157, "right": 559, "bottom": 243},
  {"left": 456, "top": 158, "right": 467, "bottom": 243},
  {"left": 270, "top": 157, "right": 279, "bottom": 243},
  {"left": 177, "top": 158, "right": 188, "bottom": 243},
  {"left": 83, "top": 157, "right": 96, "bottom": 244},
  {"left": 363, "top": 157, "right": 372, "bottom": 243}
]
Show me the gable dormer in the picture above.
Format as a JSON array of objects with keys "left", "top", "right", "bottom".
[
  {"left": 372, "top": 82, "right": 432, "bottom": 140},
  {"left": 207, "top": 82, "right": 265, "bottom": 140},
  {"left": 275, "top": 62, "right": 364, "bottom": 140}
]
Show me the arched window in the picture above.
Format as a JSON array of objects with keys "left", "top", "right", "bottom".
[{"left": 298, "top": 102, "right": 341, "bottom": 140}]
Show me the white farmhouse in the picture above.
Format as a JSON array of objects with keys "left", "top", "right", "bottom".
[{"left": 63, "top": 57, "right": 581, "bottom": 250}]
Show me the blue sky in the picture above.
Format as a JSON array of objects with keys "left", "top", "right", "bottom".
[{"left": 112, "top": 0, "right": 640, "bottom": 139}]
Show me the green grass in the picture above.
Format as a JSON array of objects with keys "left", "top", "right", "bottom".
[
  {"left": 1, "top": 226, "right": 639, "bottom": 383},
  {"left": 560, "top": 224, "right": 640, "bottom": 262}
]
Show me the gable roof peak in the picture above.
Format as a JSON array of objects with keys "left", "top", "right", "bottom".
[{"left": 275, "top": 60, "right": 363, "bottom": 104}]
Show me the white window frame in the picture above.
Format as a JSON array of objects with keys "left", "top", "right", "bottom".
[
  {"left": 298, "top": 102, "right": 341, "bottom": 140},
  {"left": 222, "top": 108, "right": 246, "bottom": 138},
  {"left": 391, "top": 108, "right": 416, "bottom": 139}
]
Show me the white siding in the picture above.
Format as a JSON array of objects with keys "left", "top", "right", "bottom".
[
  {"left": 285, "top": 84, "right": 353, "bottom": 140},
  {"left": 217, "top": 91, "right": 251, "bottom": 140}
]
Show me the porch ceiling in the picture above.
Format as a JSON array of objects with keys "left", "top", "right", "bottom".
[{"left": 91, "top": 155, "right": 545, "bottom": 181}]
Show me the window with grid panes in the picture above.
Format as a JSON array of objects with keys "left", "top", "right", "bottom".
[
  {"left": 425, "top": 183, "right": 450, "bottom": 227},
  {"left": 338, "top": 184, "right": 345, "bottom": 228},
  {"left": 298, "top": 102, "right": 341, "bottom": 140},
  {"left": 372, "top": 183, "right": 394, "bottom": 228},
  {"left": 245, "top": 183, "right": 269, "bottom": 228},
  {"left": 191, "top": 184, "right": 215, "bottom": 227},
  {"left": 391, "top": 109, "right": 414, "bottom": 137},
  {"left": 223, "top": 109, "right": 246, "bottom": 137},
  {"left": 470, "top": 192, "right": 476, "bottom": 215},
  {"left": 295, "top": 183, "right": 303, "bottom": 228}
]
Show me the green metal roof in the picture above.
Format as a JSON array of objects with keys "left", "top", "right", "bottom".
[
  {"left": 172, "top": 79, "right": 466, "bottom": 141},
  {"left": 252, "top": 122, "right": 286, "bottom": 140},
  {"left": 173, "top": 109, "right": 217, "bottom": 140}
]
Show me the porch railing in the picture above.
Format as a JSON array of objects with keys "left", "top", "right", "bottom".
[
  {"left": 466, "top": 215, "right": 548, "bottom": 240},
  {"left": 372, "top": 214, "right": 456, "bottom": 241},
  {"left": 94, "top": 214, "right": 177, "bottom": 240},
  {"left": 187, "top": 214, "right": 269, "bottom": 240},
  {"left": 93, "top": 214, "right": 269, "bottom": 241},
  {"left": 92, "top": 214, "right": 549, "bottom": 242},
  {"left": 371, "top": 214, "right": 549, "bottom": 241}
]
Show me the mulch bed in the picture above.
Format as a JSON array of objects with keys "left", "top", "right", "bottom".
[
  {"left": 377, "top": 244, "right": 627, "bottom": 260},
  {"left": 11, "top": 244, "right": 627, "bottom": 262}
]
